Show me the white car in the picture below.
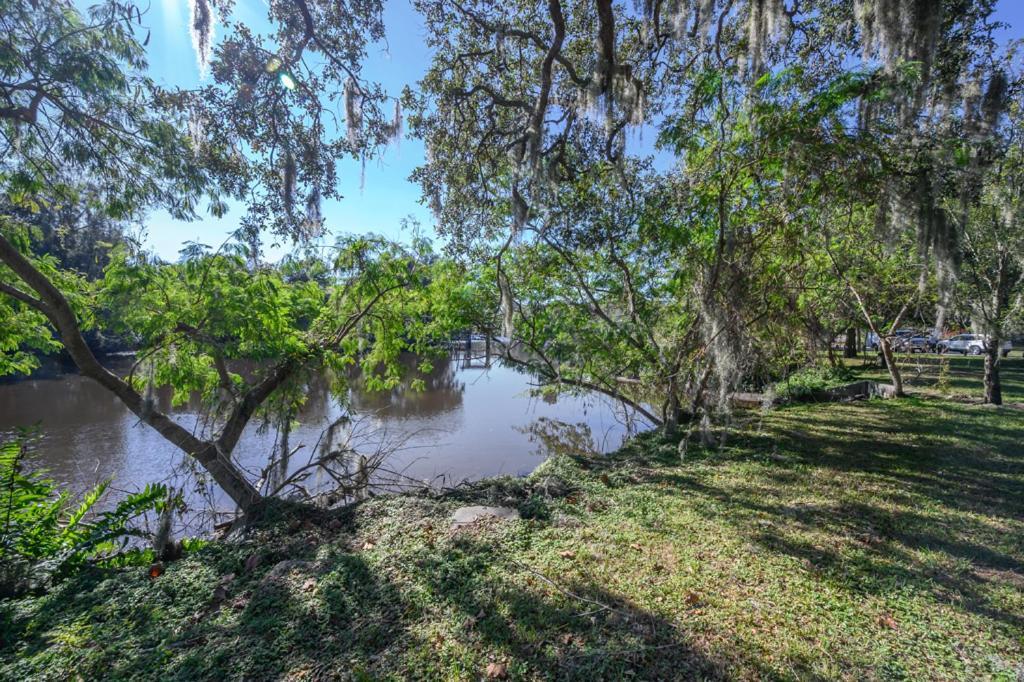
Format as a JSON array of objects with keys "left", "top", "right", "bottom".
[{"left": 937, "top": 334, "right": 1012, "bottom": 357}]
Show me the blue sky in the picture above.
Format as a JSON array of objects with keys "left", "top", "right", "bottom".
[{"left": 141, "top": 0, "right": 1024, "bottom": 260}]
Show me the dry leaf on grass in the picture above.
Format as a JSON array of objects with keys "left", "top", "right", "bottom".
[{"left": 485, "top": 661, "right": 508, "bottom": 679}]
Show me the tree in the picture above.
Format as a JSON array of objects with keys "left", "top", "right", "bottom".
[
  {"left": 954, "top": 114, "right": 1024, "bottom": 405},
  {"left": 494, "top": 161, "right": 685, "bottom": 429},
  {"left": 409, "top": 0, "right": 1007, "bottom": 423},
  {"left": 0, "top": 0, "right": 435, "bottom": 514},
  {"left": 821, "top": 205, "right": 926, "bottom": 397}
]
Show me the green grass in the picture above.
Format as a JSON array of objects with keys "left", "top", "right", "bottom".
[
  {"left": 842, "top": 353, "right": 1024, "bottom": 404},
  {"left": 2, "top": 368, "right": 1023, "bottom": 680}
]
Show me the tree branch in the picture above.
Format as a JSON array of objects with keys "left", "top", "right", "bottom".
[{"left": 0, "top": 233, "right": 261, "bottom": 510}]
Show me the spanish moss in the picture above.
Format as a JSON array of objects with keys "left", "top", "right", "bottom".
[
  {"left": 188, "top": 0, "right": 215, "bottom": 76},
  {"left": 344, "top": 78, "right": 362, "bottom": 147}
]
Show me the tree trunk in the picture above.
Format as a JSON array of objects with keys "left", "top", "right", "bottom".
[
  {"left": 878, "top": 337, "right": 904, "bottom": 397},
  {"left": 983, "top": 343, "right": 1002, "bottom": 405},
  {"left": 664, "top": 391, "right": 681, "bottom": 435},
  {"left": 843, "top": 327, "right": 858, "bottom": 358},
  {"left": 825, "top": 332, "right": 838, "bottom": 367},
  {"left": 0, "top": 234, "right": 262, "bottom": 513},
  {"left": 981, "top": 257, "right": 1010, "bottom": 406}
]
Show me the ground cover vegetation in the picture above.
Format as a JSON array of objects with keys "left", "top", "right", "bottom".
[{"left": 2, "top": 0, "right": 1024, "bottom": 677}]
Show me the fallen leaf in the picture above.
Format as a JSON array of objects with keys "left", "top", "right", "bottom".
[
  {"left": 684, "top": 591, "right": 701, "bottom": 607},
  {"left": 302, "top": 578, "right": 317, "bottom": 592},
  {"left": 362, "top": 540, "right": 376, "bottom": 551},
  {"left": 878, "top": 614, "right": 898, "bottom": 630},
  {"left": 559, "top": 550, "right": 575, "bottom": 559},
  {"left": 485, "top": 662, "right": 508, "bottom": 679},
  {"left": 148, "top": 562, "right": 164, "bottom": 579},
  {"left": 629, "top": 543, "right": 643, "bottom": 552}
]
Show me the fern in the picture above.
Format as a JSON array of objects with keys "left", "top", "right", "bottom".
[{"left": 0, "top": 436, "right": 167, "bottom": 596}]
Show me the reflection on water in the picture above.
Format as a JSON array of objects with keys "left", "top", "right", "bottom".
[
  {"left": 517, "top": 417, "right": 601, "bottom": 459},
  {"left": 349, "top": 355, "right": 465, "bottom": 419},
  {"left": 0, "top": 345, "right": 648, "bottom": 517}
]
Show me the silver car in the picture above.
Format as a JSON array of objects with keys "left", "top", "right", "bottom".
[{"left": 937, "top": 334, "right": 1012, "bottom": 356}]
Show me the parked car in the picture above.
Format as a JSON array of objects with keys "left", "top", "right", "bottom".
[
  {"left": 936, "top": 334, "right": 1012, "bottom": 356},
  {"left": 893, "top": 332, "right": 938, "bottom": 353},
  {"left": 866, "top": 329, "right": 915, "bottom": 352}
]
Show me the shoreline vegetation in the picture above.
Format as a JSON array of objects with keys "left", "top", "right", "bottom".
[{"left": 2, "top": 358, "right": 1022, "bottom": 680}]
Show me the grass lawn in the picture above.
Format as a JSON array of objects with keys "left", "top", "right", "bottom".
[
  {"left": 2, "top": 364, "right": 1023, "bottom": 680},
  {"left": 842, "top": 352, "right": 1024, "bottom": 405}
]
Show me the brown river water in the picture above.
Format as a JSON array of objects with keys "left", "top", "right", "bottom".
[{"left": 0, "top": 344, "right": 646, "bottom": 529}]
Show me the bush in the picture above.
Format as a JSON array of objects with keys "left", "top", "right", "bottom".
[
  {"left": 773, "top": 364, "right": 855, "bottom": 401},
  {"left": 0, "top": 436, "right": 168, "bottom": 596}
]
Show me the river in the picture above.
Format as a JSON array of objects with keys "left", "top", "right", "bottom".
[{"left": 0, "top": 344, "right": 646, "bottom": 529}]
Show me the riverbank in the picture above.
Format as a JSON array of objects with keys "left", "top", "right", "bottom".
[{"left": 3, "top": 381, "right": 1023, "bottom": 680}]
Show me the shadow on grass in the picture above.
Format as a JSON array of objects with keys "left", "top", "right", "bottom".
[
  {"left": 649, "top": 397, "right": 1024, "bottom": 631},
  {"left": 396, "top": 533, "right": 729, "bottom": 680},
  {"left": 5, "top": 388, "right": 1023, "bottom": 679},
  {"left": 2, "top": 517, "right": 734, "bottom": 680}
]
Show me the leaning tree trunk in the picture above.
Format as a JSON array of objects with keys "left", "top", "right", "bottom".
[
  {"left": 878, "top": 337, "right": 905, "bottom": 397},
  {"left": 983, "top": 340, "right": 1003, "bottom": 405},
  {"left": 0, "top": 234, "right": 262, "bottom": 512}
]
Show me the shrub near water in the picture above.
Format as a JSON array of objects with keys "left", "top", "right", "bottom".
[{"left": 0, "top": 437, "right": 167, "bottom": 597}]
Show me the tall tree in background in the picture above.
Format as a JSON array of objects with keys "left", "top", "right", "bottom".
[{"left": 954, "top": 103, "right": 1024, "bottom": 405}]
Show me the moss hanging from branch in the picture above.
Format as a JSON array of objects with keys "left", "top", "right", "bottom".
[
  {"left": 188, "top": 0, "right": 215, "bottom": 76},
  {"left": 282, "top": 150, "right": 296, "bottom": 215},
  {"left": 855, "top": 0, "right": 942, "bottom": 81},
  {"left": 344, "top": 78, "right": 363, "bottom": 147},
  {"left": 744, "top": 0, "right": 788, "bottom": 78},
  {"left": 386, "top": 98, "right": 403, "bottom": 146}
]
